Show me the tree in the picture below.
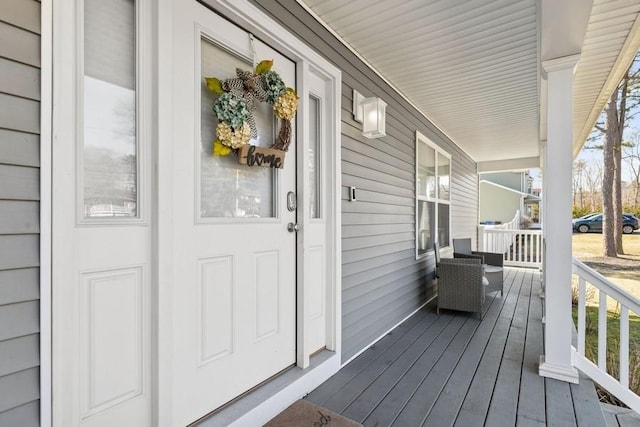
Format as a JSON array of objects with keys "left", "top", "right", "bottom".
[
  {"left": 589, "top": 53, "right": 640, "bottom": 256},
  {"left": 601, "top": 92, "right": 618, "bottom": 256},
  {"left": 584, "top": 162, "right": 603, "bottom": 211},
  {"left": 623, "top": 132, "right": 640, "bottom": 206},
  {"left": 573, "top": 160, "right": 586, "bottom": 209}
]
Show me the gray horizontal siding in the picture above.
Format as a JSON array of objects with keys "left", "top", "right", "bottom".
[
  {"left": 0, "top": 1, "right": 41, "bottom": 423},
  {"left": 0, "top": 129, "right": 40, "bottom": 167},
  {"left": 0, "top": 236, "right": 39, "bottom": 270},
  {"left": 0, "top": 0, "right": 41, "bottom": 35},
  {"left": 0, "top": 93, "right": 40, "bottom": 134},
  {"left": 0, "top": 368, "right": 39, "bottom": 413},
  {"left": 0, "top": 268, "right": 40, "bottom": 306},
  {"left": 0, "top": 201, "right": 40, "bottom": 234},
  {"left": 0, "top": 335, "right": 40, "bottom": 377},
  {"left": 254, "top": 0, "right": 479, "bottom": 361},
  {"left": 0, "top": 165, "right": 39, "bottom": 200},
  {"left": 0, "top": 21, "right": 40, "bottom": 67},
  {"left": 0, "top": 58, "right": 41, "bottom": 101},
  {"left": 0, "top": 301, "right": 39, "bottom": 342},
  {"left": 0, "top": 400, "right": 39, "bottom": 427}
]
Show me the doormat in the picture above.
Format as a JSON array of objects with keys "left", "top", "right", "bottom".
[{"left": 263, "top": 400, "right": 363, "bottom": 427}]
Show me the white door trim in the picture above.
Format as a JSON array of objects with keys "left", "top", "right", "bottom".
[{"left": 41, "top": 0, "right": 53, "bottom": 425}]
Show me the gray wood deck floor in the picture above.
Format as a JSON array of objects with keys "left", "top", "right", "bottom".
[
  {"left": 601, "top": 403, "right": 640, "bottom": 427},
  {"left": 306, "top": 267, "right": 607, "bottom": 427}
]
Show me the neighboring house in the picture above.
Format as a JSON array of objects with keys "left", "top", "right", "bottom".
[
  {"left": 479, "top": 171, "right": 541, "bottom": 225},
  {"left": 1, "top": 1, "right": 639, "bottom": 426}
]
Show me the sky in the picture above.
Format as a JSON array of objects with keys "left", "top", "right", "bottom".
[{"left": 575, "top": 121, "right": 639, "bottom": 184}]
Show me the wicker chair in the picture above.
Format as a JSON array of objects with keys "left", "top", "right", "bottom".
[
  {"left": 453, "top": 238, "right": 504, "bottom": 296},
  {"left": 434, "top": 243, "right": 485, "bottom": 319}
]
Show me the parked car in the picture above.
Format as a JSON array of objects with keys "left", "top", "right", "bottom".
[{"left": 572, "top": 213, "right": 639, "bottom": 234}]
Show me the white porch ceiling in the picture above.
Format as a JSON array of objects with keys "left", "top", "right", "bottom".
[{"left": 300, "top": 0, "right": 640, "bottom": 166}]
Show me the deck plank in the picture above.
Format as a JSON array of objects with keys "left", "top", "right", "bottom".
[
  {"left": 571, "top": 374, "right": 607, "bottom": 427},
  {"left": 419, "top": 269, "right": 518, "bottom": 427},
  {"left": 453, "top": 269, "right": 527, "bottom": 427},
  {"left": 389, "top": 313, "right": 479, "bottom": 426},
  {"left": 341, "top": 314, "right": 467, "bottom": 422},
  {"left": 516, "top": 414, "right": 547, "bottom": 427},
  {"left": 320, "top": 313, "right": 450, "bottom": 413},
  {"left": 306, "top": 267, "right": 609, "bottom": 427},
  {"left": 616, "top": 412, "right": 640, "bottom": 426},
  {"left": 306, "top": 308, "right": 432, "bottom": 405},
  {"left": 388, "top": 272, "right": 524, "bottom": 427},
  {"left": 517, "top": 270, "right": 546, "bottom": 424},
  {"left": 601, "top": 410, "right": 620, "bottom": 427},
  {"left": 484, "top": 269, "right": 532, "bottom": 426},
  {"left": 545, "top": 378, "right": 577, "bottom": 427}
]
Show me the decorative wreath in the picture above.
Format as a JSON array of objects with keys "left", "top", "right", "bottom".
[{"left": 205, "top": 59, "right": 299, "bottom": 159}]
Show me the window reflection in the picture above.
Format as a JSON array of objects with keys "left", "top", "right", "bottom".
[
  {"left": 417, "top": 145, "right": 436, "bottom": 198},
  {"left": 199, "top": 38, "right": 276, "bottom": 218},
  {"left": 83, "top": 0, "right": 137, "bottom": 218},
  {"left": 309, "top": 95, "right": 321, "bottom": 219},
  {"left": 417, "top": 200, "right": 435, "bottom": 256}
]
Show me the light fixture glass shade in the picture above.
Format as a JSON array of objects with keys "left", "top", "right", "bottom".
[{"left": 362, "top": 97, "right": 387, "bottom": 138}]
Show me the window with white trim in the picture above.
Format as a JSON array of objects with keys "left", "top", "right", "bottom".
[{"left": 416, "top": 131, "right": 451, "bottom": 258}]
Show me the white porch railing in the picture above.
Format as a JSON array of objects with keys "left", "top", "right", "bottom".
[
  {"left": 479, "top": 211, "right": 543, "bottom": 268},
  {"left": 478, "top": 211, "right": 519, "bottom": 255},
  {"left": 572, "top": 257, "right": 640, "bottom": 413}
]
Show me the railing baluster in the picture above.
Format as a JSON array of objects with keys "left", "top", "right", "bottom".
[
  {"left": 572, "top": 257, "right": 640, "bottom": 413},
  {"left": 599, "top": 290, "right": 608, "bottom": 370},
  {"left": 516, "top": 233, "right": 521, "bottom": 263},
  {"left": 482, "top": 229, "right": 544, "bottom": 267},
  {"left": 538, "top": 233, "right": 543, "bottom": 264},
  {"left": 578, "top": 277, "right": 586, "bottom": 356},
  {"left": 621, "top": 306, "right": 629, "bottom": 388}
]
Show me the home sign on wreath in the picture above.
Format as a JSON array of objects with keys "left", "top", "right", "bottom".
[{"left": 204, "top": 59, "right": 299, "bottom": 169}]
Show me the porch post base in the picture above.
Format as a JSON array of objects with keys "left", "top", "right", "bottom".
[{"left": 538, "top": 355, "right": 579, "bottom": 384}]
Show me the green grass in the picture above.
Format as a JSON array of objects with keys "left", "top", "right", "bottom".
[
  {"left": 572, "top": 306, "right": 640, "bottom": 357},
  {"left": 572, "top": 233, "right": 640, "bottom": 308}
]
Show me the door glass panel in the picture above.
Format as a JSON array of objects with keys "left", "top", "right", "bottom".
[
  {"left": 83, "top": 0, "right": 137, "bottom": 218},
  {"left": 309, "top": 95, "right": 320, "bottom": 219},
  {"left": 200, "top": 38, "right": 276, "bottom": 218}
]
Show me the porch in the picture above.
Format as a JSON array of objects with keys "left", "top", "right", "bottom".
[{"left": 305, "top": 267, "right": 605, "bottom": 427}]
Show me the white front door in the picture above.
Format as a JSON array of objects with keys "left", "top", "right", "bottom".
[{"left": 170, "top": 3, "right": 297, "bottom": 423}]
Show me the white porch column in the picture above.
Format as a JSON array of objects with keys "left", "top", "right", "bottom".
[{"left": 538, "top": 55, "right": 580, "bottom": 383}]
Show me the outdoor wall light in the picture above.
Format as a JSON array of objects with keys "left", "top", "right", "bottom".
[{"left": 352, "top": 89, "right": 387, "bottom": 139}]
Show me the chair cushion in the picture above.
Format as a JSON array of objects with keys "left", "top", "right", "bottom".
[
  {"left": 484, "top": 265, "right": 503, "bottom": 274},
  {"left": 453, "top": 238, "right": 473, "bottom": 255}
]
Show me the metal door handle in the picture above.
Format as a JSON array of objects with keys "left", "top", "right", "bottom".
[
  {"left": 287, "top": 222, "right": 300, "bottom": 232},
  {"left": 287, "top": 191, "right": 297, "bottom": 212}
]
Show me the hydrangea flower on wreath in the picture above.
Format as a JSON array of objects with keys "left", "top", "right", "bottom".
[{"left": 205, "top": 59, "right": 299, "bottom": 157}]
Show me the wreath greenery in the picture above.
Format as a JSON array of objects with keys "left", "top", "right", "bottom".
[{"left": 205, "top": 59, "right": 299, "bottom": 158}]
